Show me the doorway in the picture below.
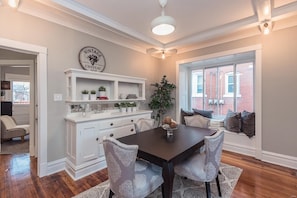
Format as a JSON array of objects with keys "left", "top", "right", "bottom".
[
  {"left": 0, "top": 60, "right": 35, "bottom": 155},
  {"left": 0, "top": 37, "right": 48, "bottom": 177}
]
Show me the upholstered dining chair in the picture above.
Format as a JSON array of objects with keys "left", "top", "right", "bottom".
[
  {"left": 103, "top": 136, "right": 164, "bottom": 198},
  {"left": 174, "top": 130, "right": 224, "bottom": 198},
  {"left": 134, "top": 118, "right": 155, "bottom": 133}
]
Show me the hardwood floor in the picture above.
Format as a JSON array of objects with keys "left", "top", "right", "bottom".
[{"left": 0, "top": 151, "right": 296, "bottom": 198}]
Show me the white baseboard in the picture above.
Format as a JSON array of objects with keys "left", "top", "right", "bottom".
[
  {"left": 262, "top": 151, "right": 297, "bottom": 170},
  {"left": 47, "top": 158, "right": 66, "bottom": 175},
  {"left": 223, "top": 142, "right": 256, "bottom": 157}
]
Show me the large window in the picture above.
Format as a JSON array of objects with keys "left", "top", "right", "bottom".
[
  {"left": 183, "top": 51, "right": 254, "bottom": 119},
  {"left": 12, "top": 81, "right": 30, "bottom": 104}
]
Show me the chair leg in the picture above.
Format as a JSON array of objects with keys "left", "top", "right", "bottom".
[
  {"left": 109, "top": 189, "right": 114, "bottom": 198},
  {"left": 216, "top": 175, "right": 222, "bottom": 197},
  {"left": 205, "top": 182, "right": 211, "bottom": 198}
]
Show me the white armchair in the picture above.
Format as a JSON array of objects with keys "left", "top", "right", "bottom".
[{"left": 0, "top": 115, "right": 29, "bottom": 142}]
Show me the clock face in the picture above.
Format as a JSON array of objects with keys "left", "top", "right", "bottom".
[{"left": 78, "top": 46, "right": 106, "bottom": 72}]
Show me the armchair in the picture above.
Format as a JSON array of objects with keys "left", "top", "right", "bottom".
[{"left": 0, "top": 115, "right": 29, "bottom": 142}]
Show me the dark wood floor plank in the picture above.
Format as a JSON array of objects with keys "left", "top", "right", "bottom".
[{"left": 0, "top": 151, "right": 296, "bottom": 198}]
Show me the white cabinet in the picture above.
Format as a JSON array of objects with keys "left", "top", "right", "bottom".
[
  {"left": 64, "top": 68, "right": 146, "bottom": 103},
  {"left": 65, "top": 112, "right": 151, "bottom": 180}
]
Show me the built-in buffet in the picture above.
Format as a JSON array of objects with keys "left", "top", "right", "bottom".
[{"left": 64, "top": 68, "right": 152, "bottom": 180}]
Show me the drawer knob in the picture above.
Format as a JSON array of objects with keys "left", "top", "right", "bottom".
[
  {"left": 131, "top": 119, "right": 134, "bottom": 122},
  {"left": 110, "top": 133, "right": 114, "bottom": 137},
  {"left": 110, "top": 123, "right": 114, "bottom": 126},
  {"left": 130, "top": 128, "right": 134, "bottom": 132},
  {"left": 96, "top": 137, "right": 99, "bottom": 141}
]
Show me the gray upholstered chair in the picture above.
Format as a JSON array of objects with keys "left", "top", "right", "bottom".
[
  {"left": 103, "top": 137, "right": 164, "bottom": 198},
  {"left": 0, "top": 115, "right": 29, "bottom": 142},
  {"left": 134, "top": 118, "right": 155, "bottom": 133},
  {"left": 174, "top": 130, "right": 224, "bottom": 198}
]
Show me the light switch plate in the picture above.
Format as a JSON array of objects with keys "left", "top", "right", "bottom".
[{"left": 54, "top": 94, "right": 63, "bottom": 101}]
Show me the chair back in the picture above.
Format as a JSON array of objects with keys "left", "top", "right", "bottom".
[
  {"left": 204, "top": 130, "right": 224, "bottom": 181},
  {"left": 0, "top": 115, "right": 16, "bottom": 130},
  {"left": 135, "top": 118, "right": 155, "bottom": 132},
  {"left": 103, "top": 137, "right": 138, "bottom": 198}
]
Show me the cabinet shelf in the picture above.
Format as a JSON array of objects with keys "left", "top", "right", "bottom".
[
  {"left": 65, "top": 68, "right": 146, "bottom": 103},
  {"left": 65, "top": 98, "right": 146, "bottom": 104}
]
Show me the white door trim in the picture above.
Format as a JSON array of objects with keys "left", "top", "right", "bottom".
[{"left": 0, "top": 37, "right": 48, "bottom": 177}]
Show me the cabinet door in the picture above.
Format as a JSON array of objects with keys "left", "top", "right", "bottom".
[{"left": 77, "top": 123, "right": 100, "bottom": 164}]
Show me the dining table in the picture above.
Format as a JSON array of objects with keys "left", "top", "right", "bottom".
[{"left": 117, "top": 124, "right": 216, "bottom": 198}]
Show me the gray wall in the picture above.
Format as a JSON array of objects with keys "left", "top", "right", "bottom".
[
  {"left": 0, "top": 6, "right": 296, "bottom": 162},
  {"left": 0, "top": 7, "right": 161, "bottom": 161}
]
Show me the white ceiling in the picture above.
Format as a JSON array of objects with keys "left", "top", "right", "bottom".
[{"left": 16, "top": 0, "right": 297, "bottom": 56}]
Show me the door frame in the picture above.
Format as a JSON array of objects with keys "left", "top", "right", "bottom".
[{"left": 0, "top": 37, "right": 48, "bottom": 177}]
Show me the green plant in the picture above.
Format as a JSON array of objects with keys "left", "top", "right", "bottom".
[
  {"left": 98, "top": 86, "right": 106, "bottom": 91},
  {"left": 90, "top": 90, "right": 96, "bottom": 94},
  {"left": 114, "top": 103, "right": 120, "bottom": 108},
  {"left": 120, "top": 102, "right": 127, "bottom": 107},
  {"left": 148, "top": 75, "right": 176, "bottom": 125},
  {"left": 81, "top": 90, "right": 89, "bottom": 94},
  {"left": 130, "top": 102, "right": 137, "bottom": 107}
]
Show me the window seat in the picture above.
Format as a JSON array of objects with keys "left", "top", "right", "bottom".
[{"left": 209, "top": 119, "right": 256, "bottom": 156}]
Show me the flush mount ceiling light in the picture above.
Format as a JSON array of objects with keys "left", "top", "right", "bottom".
[
  {"left": 151, "top": 0, "right": 176, "bottom": 36},
  {"left": 8, "top": 0, "right": 20, "bottom": 8}
]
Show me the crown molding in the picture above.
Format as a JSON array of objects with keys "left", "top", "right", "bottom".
[{"left": 16, "top": 0, "right": 297, "bottom": 56}]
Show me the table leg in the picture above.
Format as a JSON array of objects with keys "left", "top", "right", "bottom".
[{"left": 161, "top": 162, "right": 174, "bottom": 198}]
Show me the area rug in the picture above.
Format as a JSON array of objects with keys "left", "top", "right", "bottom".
[
  {"left": 0, "top": 136, "right": 29, "bottom": 154},
  {"left": 73, "top": 163, "right": 242, "bottom": 198}
]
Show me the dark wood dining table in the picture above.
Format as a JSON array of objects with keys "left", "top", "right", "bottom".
[{"left": 117, "top": 124, "right": 216, "bottom": 198}]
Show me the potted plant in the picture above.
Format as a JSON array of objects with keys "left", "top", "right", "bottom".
[
  {"left": 130, "top": 102, "right": 137, "bottom": 112},
  {"left": 98, "top": 86, "right": 106, "bottom": 97},
  {"left": 120, "top": 102, "right": 127, "bottom": 113},
  {"left": 126, "top": 102, "right": 133, "bottom": 113},
  {"left": 81, "top": 90, "right": 89, "bottom": 100},
  {"left": 148, "top": 75, "right": 176, "bottom": 126},
  {"left": 90, "top": 90, "right": 97, "bottom": 100}
]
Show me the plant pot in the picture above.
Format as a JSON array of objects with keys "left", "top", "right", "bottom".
[
  {"left": 120, "top": 107, "right": 126, "bottom": 113},
  {"left": 90, "top": 94, "right": 97, "bottom": 100},
  {"left": 99, "top": 91, "right": 106, "bottom": 97},
  {"left": 126, "top": 107, "right": 132, "bottom": 113},
  {"left": 82, "top": 94, "right": 89, "bottom": 101},
  {"left": 132, "top": 107, "right": 137, "bottom": 112}
]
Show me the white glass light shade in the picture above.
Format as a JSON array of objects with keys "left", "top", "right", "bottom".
[{"left": 151, "top": 15, "right": 176, "bottom": 35}]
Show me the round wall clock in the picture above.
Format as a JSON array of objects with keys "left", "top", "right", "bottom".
[{"left": 78, "top": 46, "right": 106, "bottom": 72}]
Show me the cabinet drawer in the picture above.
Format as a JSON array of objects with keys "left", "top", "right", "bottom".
[
  {"left": 98, "top": 124, "right": 136, "bottom": 157},
  {"left": 98, "top": 114, "right": 151, "bottom": 130}
]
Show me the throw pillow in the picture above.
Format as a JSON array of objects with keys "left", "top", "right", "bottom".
[
  {"left": 180, "top": 109, "right": 194, "bottom": 125},
  {"left": 241, "top": 110, "right": 255, "bottom": 138},
  {"left": 184, "top": 114, "right": 210, "bottom": 128},
  {"left": 224, "top": 110, "right": 241, "bottom": 132},
  {"left": 192, "top": 108, "right": 213, "bottom": 118}
]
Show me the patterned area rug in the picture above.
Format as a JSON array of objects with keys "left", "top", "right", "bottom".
[
  {"left": 0, "top": 136, "right": 29, "bottom": 154},
  {"left": 73, "top": 163, "right": 242, "bottom": 198}
]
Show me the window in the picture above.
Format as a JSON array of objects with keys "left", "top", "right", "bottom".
[
  {"left": 180, "top": 51, "right": 254, "bottom": 119},
  {"left": 224, "top": 72, "right": 241, "bottom": 97},
  {"left": 191, "top": 70, "right": 203, "bottom": 97},
  {"left": 12, "top": 81, "right": 30, "bottom": 104}
]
